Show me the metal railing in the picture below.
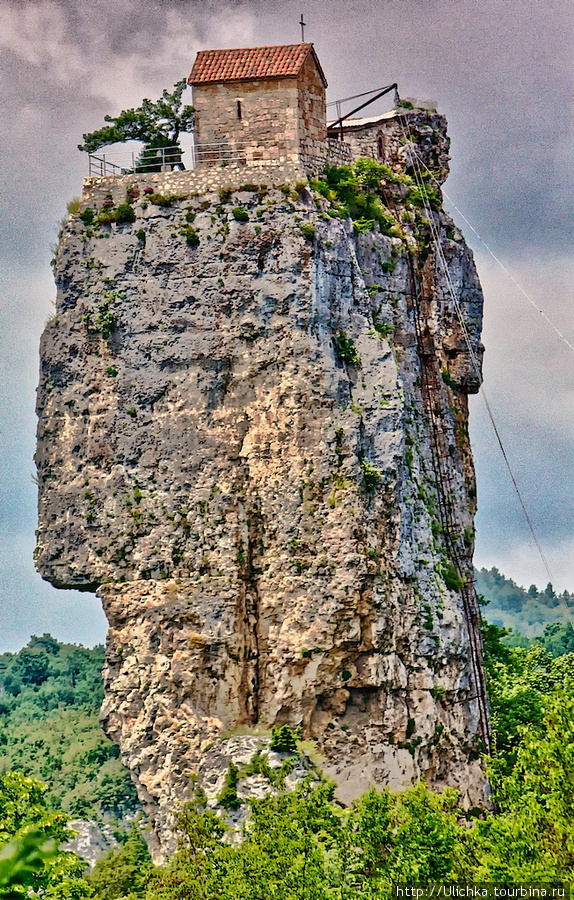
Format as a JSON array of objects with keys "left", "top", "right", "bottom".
[
  {"left": 87, "top": 141, "right": 288, "bottom": 178},
  {"left": 88, "top": 145, "right": 192, "bottom": 177}
]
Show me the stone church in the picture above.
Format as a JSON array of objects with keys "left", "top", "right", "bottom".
[{"left": 187, "top": 42, "right": 424, "bottom": 176}]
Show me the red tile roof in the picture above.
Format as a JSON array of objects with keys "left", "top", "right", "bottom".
[{"left": 188, "top": 43, "right": 327, "bottom": 87}]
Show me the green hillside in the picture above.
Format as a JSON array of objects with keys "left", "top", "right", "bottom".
[
  {"left": 0, "top": 634, "right": 138, "bottom": 820},
  {"left": 476, "top": 566, "right": 574, "bottom": 638}
]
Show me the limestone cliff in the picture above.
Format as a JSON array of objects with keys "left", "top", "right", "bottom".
[{"left": 36, "top": 110, "right": 487, "bottom": 857}]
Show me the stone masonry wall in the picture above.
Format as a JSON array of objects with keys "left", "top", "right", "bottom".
[
  {"left": 82, "top": 162, "right": 307, "bottom": 212},
  {"left": 192, "top": 79, "right": 300, "bottom": 165},
  {"left": 341, "top": 110, "right": 451, "bottom": 183},
  {"left": 297, "top": 54, "right": 328, "bottom": 165}
]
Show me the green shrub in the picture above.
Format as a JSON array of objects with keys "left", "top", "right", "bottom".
[
  {"left": 96, "top": 209, "right": 116, "bottom": 225},
  {"left": 219, "top": 186, "right": 233, "bottom": 203},
  {"left": 66, "top": 197, "right": 81, "bottom": 215},
  {"left": 149, "top": 193, "right": 183, "bottom": 207},
  {"left": 335, "top": 330, "right": 361, "bottom": 366},
  {"left": 353, "top": 217, "right": 375, "bottom": 234},
  {"left": 81, "top": 291, "right": 120, "bottom": 340},
  {"left": 79, "top": 207, "right": 95, "bottom": 226},
  {"left": 360, "top": 460, "right": 382, "bottom": 491},
  {"left": 299, "top": 223, "right": 315, "bottom": 241},
  {"left": 218, "top": 762, "right": 241, "bottom": 810},
  {"left": 136, "top": 229, "right": 146, "bottom": 244},
  {"left": 106, "top": 366, "right": 118, "bottom": 377},
  {"left": 406, "top": 184, "right": 443, "bottom": 211},
  {"left": 181, "top": 226, "right": 199, "bottom": 247},
  {"left": 269, "top": 724, "right": 301, "bottom": 753},
  {"left": 441, "top": 562, "right": 464, "bottom": 592},
  {"left": 373, "top": 320, "right": 394, "bottom": 338},
  {"left": 310, "top": 159, "right": 407, "bottom": 236},
  {"left": 232, "top": 206, "right": 249, "bottom": 222},
  {"left": 114, "top": 202, "right": 136, "bottom": 224},
  {"left": 441, "top": 369, "right": 458, "bottom": 390}
]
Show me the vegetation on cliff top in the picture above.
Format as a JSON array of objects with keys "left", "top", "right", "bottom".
[
  {"left": 310, "top": 157, "right": 442, "bottom": 238},
  {"left": 78, "top": 80, "right": 194, "bottom": 171}
]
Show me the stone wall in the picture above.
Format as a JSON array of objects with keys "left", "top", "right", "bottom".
[
  {"left": 326, "top": 137, "right": 353, "bottom": 167},
  {"left": 297, "top": 54, "right": 328, "bottom": 163},
  {"left": 341, "top": 110, "right": 451, "bottom": 183},
  {"left": 82, "top": 161, "right": 307, "bottom": 208},
  {"left": 192, "top": 78, "right": 300, "bottom": 165}
]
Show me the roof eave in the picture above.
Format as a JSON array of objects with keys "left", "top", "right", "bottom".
[
  {"left": 308, "top": 45, "right": 328, "bottom": 88},
  {"left": 188, "top": 73, "right": 299, "bottom": 87}
]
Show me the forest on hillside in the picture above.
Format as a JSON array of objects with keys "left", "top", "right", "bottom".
[
  {"left": 0, "top": 635, "right": 138, "bottom": 820},
  {"left": 476, "top": 566, "right": 574, "bottom": 640}
]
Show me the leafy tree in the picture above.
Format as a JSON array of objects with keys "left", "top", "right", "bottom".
[
  {"left": 269, "top": 724, "right": 301, "bottom": 753},
  {"left": 471, "top": 691, "right": 574, "bottom": 881},
  {"left": 78, "top": 80, "right": 194, "bottom": 170},
  {"left": 13, "top": 649, "right": 50, "bottom": 687},
  {"left": 0, "top": 830, "right": 59, "bottom": 900},
  {"left": 0, "top": 772, "right": 89, "bottom": 899},
  {"left": 148, "top": 779, "right": 343, "bottom": 900},
  {"left": 28, "top": 635, "right": 61, "bottom": 656},
  {"left": 538, "top": 621, "right": 574, "bottom": 657},
  {"left": 88, "top": 825, "right": 152, "bottom": 900}
]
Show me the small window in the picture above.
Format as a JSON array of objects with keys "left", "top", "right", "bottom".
[
  {"left": 237, "top": 100, "right": 242, "bottom": 119},
  {"left": 377, "top": 136, "right": 384, "bottom": 158}
]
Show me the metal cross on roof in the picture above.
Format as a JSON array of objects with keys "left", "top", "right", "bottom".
[{"left": 300, "top": 13, "right": 306, "bottom": 41}]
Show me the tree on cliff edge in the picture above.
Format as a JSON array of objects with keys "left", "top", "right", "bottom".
[{"left": 78, "top": 80, "right": 194, "bottom": 169}]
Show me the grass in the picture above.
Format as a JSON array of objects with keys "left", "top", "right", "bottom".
[{"left": 299, "top": 223, "right": 315, "bottom": 241}]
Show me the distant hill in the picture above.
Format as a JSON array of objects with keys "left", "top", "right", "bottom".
[
  {"left": 476, "top": 566, "right": 574, "bottom": 638},
  {"left": 0, "top": 634, "right": 139, "bottom": 821}
]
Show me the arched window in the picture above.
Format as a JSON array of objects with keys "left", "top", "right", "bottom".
[
  {"left": 237, "top": 100, "right": 242, "bottom": 120},
  {"left": 377, "top": 135, "right": 384, "bottom": 159}
]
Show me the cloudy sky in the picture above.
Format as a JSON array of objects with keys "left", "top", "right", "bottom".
[{"left": 1, "top": 0, "right": 573, "bottom": 652}]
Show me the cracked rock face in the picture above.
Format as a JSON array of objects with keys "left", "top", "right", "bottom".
[{"left": 36, "top": 113, "right": 487, "bottom": 858}]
